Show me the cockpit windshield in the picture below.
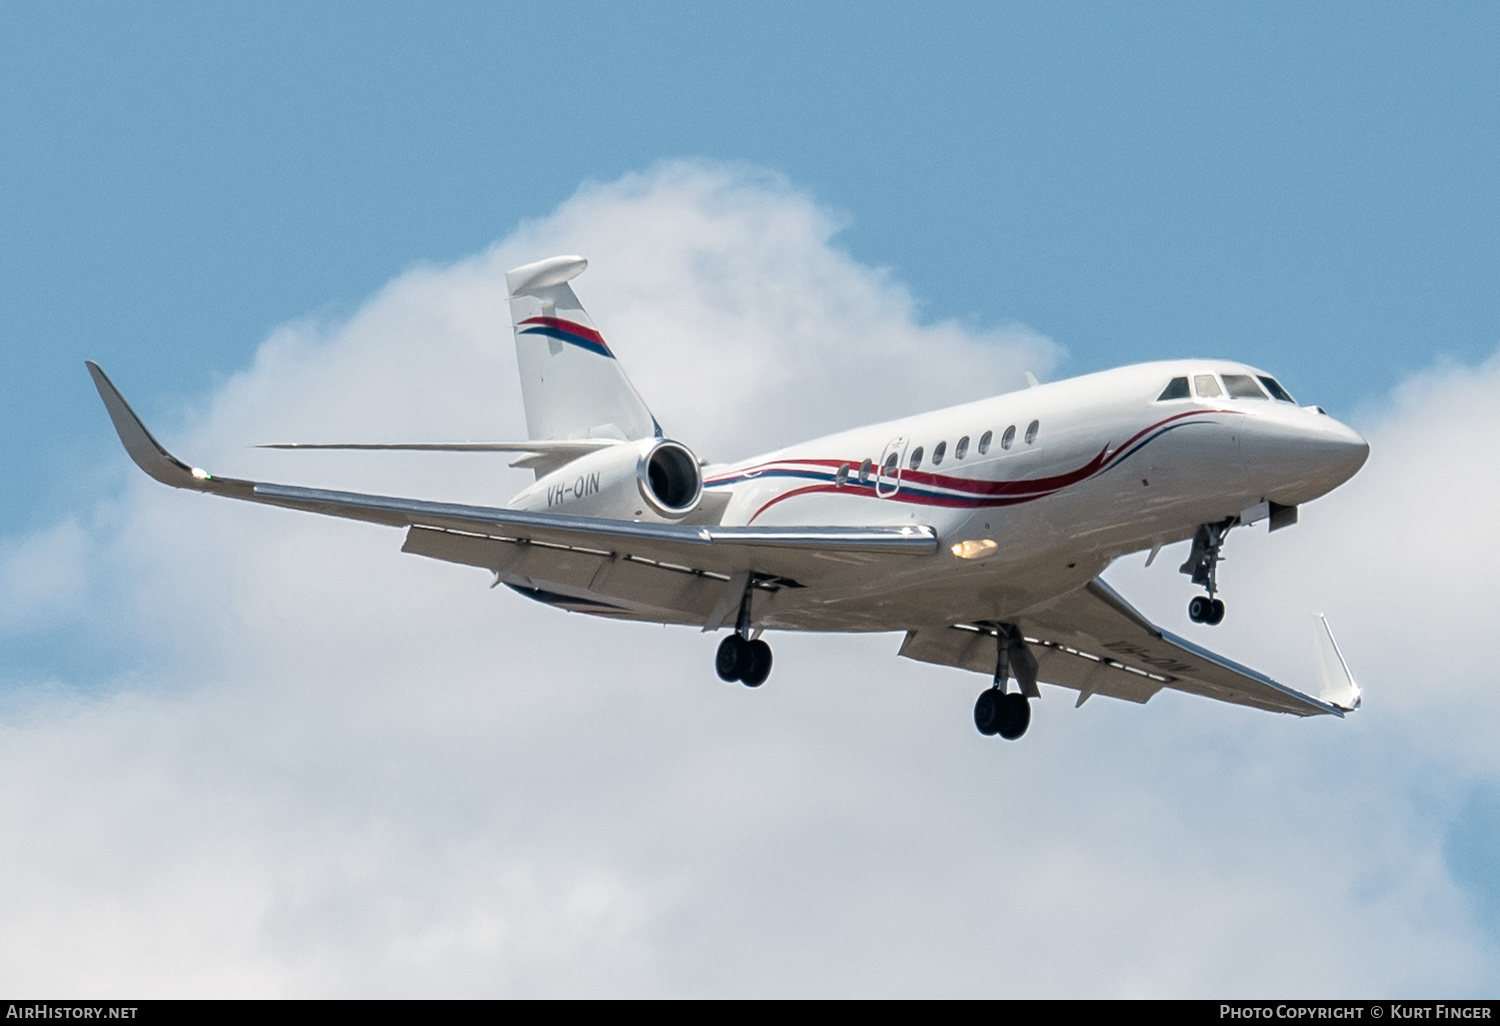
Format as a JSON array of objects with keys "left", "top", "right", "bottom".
[
  {"left": 1158, "top": 371, "right": 1298, "bottom": 404},
  {"left": 1257, "top": 375, "right": 1296, "bottom": 403},
  {"left": 1156, "top": 377, "right": 1190, "bottom": 401},
  {"left": 1221, "top": 374, "right": 1269, "bottom": 399}
]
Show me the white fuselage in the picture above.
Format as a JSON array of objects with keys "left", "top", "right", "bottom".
[{"left": 509, "top": 359, "right": 1368, "bottom": 633}]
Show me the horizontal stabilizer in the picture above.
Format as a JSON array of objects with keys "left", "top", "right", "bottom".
[{"left": 258, "top": 438, "right": 621, "bottom": 475}]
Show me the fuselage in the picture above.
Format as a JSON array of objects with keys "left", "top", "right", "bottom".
[{"left": 681, "top": 359, "right": 1367, "bottom": 632}]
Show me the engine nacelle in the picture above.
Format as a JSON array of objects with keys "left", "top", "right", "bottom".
[{"left": 507, "top": 438, "right": 703, "bottom": 522}]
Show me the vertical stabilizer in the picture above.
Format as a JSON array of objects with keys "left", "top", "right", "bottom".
[
  {"left": 505, "top": 256, "right": 660, "bottom": 443},
  {"left": 1313, "top": 614, "right": 1362, "bottom": 711}
]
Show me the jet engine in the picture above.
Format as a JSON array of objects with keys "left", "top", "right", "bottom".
[{"left": 508, "top": 437, "right": 703, "bottom": 522}]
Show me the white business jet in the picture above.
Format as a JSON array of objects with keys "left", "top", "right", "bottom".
[{"left": 88, "top": 255, "right": 1368, "bottom": 740}]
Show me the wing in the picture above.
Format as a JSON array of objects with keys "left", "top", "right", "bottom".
[
  {"left": 88, "top": 363, "right": 937, "bottom": 618},
  {"left": 899, "top": 577, "right": 1349, "bottom": 717}
]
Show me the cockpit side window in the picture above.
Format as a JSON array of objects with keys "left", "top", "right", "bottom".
[
  {"left": 1193, "top": 374, "right": 1223, "bottom": 398},
  {"left": 1157, "top": 377, "right": 1190, "bottom": 401},
  {"left": 1222, "top": 374, "right": 1268, "bottom": 399},
  {"left": 1257, "top": 376, "right": 1296, "bottom": 403}
]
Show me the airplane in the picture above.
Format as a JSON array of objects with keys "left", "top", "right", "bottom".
[{"left": 87, "top": 254, "right": 1369, "bottom": 741}]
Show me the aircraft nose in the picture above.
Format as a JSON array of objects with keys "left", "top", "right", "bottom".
[
  {"left": 1241, "top": 411, "right": 1369, "bottom": 503},
  {"left": 1322, "top": 417, "right": 1370, "bottom": 484}
]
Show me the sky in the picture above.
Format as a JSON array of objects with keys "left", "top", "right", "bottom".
[{"left": 2, "top": 2, "right": 1499, "bottom": 997}]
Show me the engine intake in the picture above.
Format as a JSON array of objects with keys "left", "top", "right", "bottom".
[
  {"left": 639, "top": 440, "right": 702, "bottom": 516},
  {"left": 508, "top": 437, "right": 704, "bottom": 522}
]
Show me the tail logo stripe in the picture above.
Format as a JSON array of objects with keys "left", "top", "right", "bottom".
[{"left": 518, "top": 316, "right": 613, "bottom": 358}]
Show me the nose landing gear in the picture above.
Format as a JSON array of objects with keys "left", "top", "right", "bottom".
[
  {"left": 1180, "top": 518, "right": 1234, "bottom": 625},
  {"left": 1188, "top": 594, "right": 1226, "bottom": 625}
]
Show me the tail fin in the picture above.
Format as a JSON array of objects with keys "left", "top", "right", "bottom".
[{"left": 505, "top": 256, "right": 660, "bottom": 443}]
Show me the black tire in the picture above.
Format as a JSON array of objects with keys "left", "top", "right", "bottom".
[
  {"left": 716, "top": 635, "right": 746, "bottom": 682},
  {"left": 973, "top": 689, "right": 1002, "bottom": 736},
  {"left": 1188, "top": 595, "right": 1212, "bottom": 623},
  {"left": 1208, "top": 599, "right": 1226, "bottom": 625},
  {"left": 997, "top": 693, "right": 1031, "bottom": 741},
  {"left": 740, "top": 639, "right": 773, "bottom": 687}
]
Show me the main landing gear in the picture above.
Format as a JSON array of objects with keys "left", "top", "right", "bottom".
[
  {"left": 973, "top": 623, "right": 1038, "bottom": 741},
  {"left": 1180, "top": 518, "right": 1233, "bottom": 625},
  {"left": 714, "top": 582, "right": 773, "bottom": 687}
]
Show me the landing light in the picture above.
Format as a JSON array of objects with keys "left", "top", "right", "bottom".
[
  {"left": 951, "top": 539, "right": 998, "bottom": 560},
  {"left": 190, "top": 467, "right": 211, "bottom": 480}
]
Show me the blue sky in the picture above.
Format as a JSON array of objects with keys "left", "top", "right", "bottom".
[
  {"left": 2, "top": 3, "right": 1499, "bottom": 996},
  {"left": 6, "top": 2, "right": 1498, "bottom": 533}
]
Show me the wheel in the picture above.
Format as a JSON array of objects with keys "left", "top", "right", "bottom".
[
  {"left": 740, "top": 639, "right": 773, "bottom": 687},
  {"left": 996, "top": 693, "right": 1031, "bottom": 740},
  {"left": 1207, "top": 598, "right": 1226, "bottom": 625},
  {"left": 1188, "top": 595, "right": 1212, "bottom": 623},
  {"left": 716, "top": 635, "right": 746, "bottom": 681},
  {"left": 973, "top": 689, "right": 1002, "bottom": 736}
]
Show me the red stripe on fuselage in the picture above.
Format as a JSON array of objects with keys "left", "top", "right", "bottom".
[{"left": 727, "top": 408, "right": 1227, "bottom": 522}]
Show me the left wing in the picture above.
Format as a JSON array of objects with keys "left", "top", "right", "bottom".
[
  {"left": 88, "top": 363, "right": 938, "bottom": 590},
  {"left": 900, "top": 578, "right": 1356, "bottom": 717}
]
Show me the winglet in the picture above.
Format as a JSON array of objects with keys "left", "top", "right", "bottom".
[
  {"left": 1313, "top": 614, "right": 1361, "bottom": 711},
  {"left": 85, "top": 361, "right": 213, "bottom": 491}
]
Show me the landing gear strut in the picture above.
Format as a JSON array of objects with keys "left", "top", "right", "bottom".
[
  {"left": 714, "top": 582, "right": 772, "bottom": 687},
  {"left": 973, "top": 623, "right": 1037, "bottom": 740},
  {"left": 1180, "top": 518, "right": 1232, "bottom": 625}
]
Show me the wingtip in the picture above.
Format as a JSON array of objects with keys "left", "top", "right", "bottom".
[
  {"left": 85, "top": 361, "right": 205, "bottom": 489},
  {"left": 1313, "top": 613, "right": 1362, "bottom": 713}
]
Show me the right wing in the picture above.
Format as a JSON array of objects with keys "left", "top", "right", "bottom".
[
  {"left": 88, "top": 363, "right": 937, "bottom": 607},
  {"left": 900, "top": 577, "right": 1356, "bottom": 717}
]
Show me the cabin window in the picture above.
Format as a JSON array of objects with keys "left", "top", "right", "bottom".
[
  {"left": 1157, "top": 377, "right": 1191, "bottom": 401},
  {"left": 835, "top": 462, "right": 850, "bottom": 487},
  {"left": 859, "top": 458, "right": 872, "bottom": 484},
  {"left": 883, "top": 452, "right": 899, "bottom": 476},
  {"left": 1257, "top": 376, "right": 1296, "bottom": 403},
  {"left": 932, "top": 441, "right": 947, "bottom": 465},
  {"left": 1222, "top": 374, "right": 1268, "bottom": 399},
  {"left": 955, "top": 435, "right": 970, "bottom": 459},
  {"left": 1001, "top": 425, "right": 1016, "bottom": 450},
  {"left": 1193, "top": 374, "right": 1223, "bottom": 398},
  {"left": 1025, "top": 420, "right": 1039, "bottom": 444},
  {"left": 978, "top": 430, "right": 992, "bottom": 455},
  {"left": 909, "top": 446, "right": 924, "bottom": 471}
]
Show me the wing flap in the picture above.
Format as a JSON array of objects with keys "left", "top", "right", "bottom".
[
  {"left": 901, "top": 578, "right": 1345, "bottom": 718},
  {"left": 1028, "top": 580, "right": 1343, "bottom": 716}
]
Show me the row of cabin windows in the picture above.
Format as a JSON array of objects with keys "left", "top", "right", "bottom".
[
  {"left": 832, "top": 419, "right": 1041, "bottom": 485},
  {"left": 1157, "top": 373, "right": 1297, "bottom": 403},
  {"left": 909, "top": 419, "right": 1039, "bottom": 471}
]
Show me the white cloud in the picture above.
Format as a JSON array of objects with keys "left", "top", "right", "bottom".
[
  {"left": 0, "top": 162, "right": 1497, "bottom": 995},
  {"left": 0, "top": 518, "right": 89, "bottom": 631}
]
